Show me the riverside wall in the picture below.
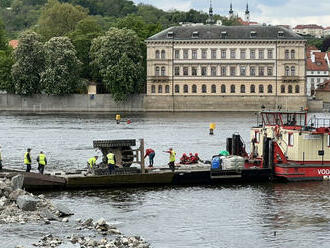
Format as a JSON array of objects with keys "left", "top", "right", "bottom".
[{"left": 0, "top": 94, "right": 309, "bottom": 112}]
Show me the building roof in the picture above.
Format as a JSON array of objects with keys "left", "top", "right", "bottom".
[
  {"left": 294, "top": 24, "right": 324, "bottom": 30},
  {"left": 307, "top": 52, "right": 329, "bottom": 71},
  {"left": 316, "top": 80, "right": 330, "bottom": 92},
  {"left": 147, "top": 25, "right": 304, "bottom": 41},
  {"left": 8, "top": 40, "right": 18, "bottom": 49}
]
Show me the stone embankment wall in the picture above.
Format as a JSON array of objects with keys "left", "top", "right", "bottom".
[{"left": 0, "top": 94, "right": 309, "bottom": 112}]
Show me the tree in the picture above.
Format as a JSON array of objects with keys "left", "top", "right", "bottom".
[
  {"left": 307, "top": 38, "right": 323, "bottom": 50},
  {"left": 11, "top": 31, "right": 44, "bottom": 95},
  {"left": 90, "top": 27, "right": 144, "bottom": 101},
  {"left": 69, "top": 16, "right": 102, "bottom": 79},
  {"left": 0, "top": 17, "right": 7, "bottom": 50},
  {"left": 321, "top": 36, "right": 330, "bottom": 52},
  {"left": 37, "top": 0, "right": 88, "bottom": 40},
  {"left": 41, "top": 36, "right": 81, "bottom": 95}
]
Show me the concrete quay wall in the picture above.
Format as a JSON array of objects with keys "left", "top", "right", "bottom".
[{"left": 0, "top": 94, "right": 308, "bottom": 112}]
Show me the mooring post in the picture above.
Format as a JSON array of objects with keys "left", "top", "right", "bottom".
[{"left": 140, "top": 139, "right": 145, "bottom": 174}]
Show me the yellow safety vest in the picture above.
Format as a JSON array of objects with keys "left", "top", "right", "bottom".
[
  {"left": 24, "top": 152, "right": 31, "bottom": 165},
  {"left": 39, "top": 154, "right": 46, "bottom": 166},
  {"left": 107, "top": 153, "right": 115, "bottom": 165},
  {"left": 170, "top": 150, "right": 176, "bottom": 162},
  {"left": 88, "top": 157, "right": 96, "bottom": 168}
]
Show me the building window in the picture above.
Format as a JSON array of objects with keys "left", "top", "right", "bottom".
[
  {"left": 240, "top": 66, "right": 246, "bottom": 76},
  {"left": 267, "top": 49, "right": 273, "bottom": 59},
  {"left": 161, "top": 66, "right": 165, "bottom": 76},
  {"left": 183, "top": 67, "right": 188, "bottom": 76},
  {"left": 288, "top": 85, "right": 293, "bottom": 93},
  {"left": 183, "top": 49, "right": 189, "bottom": 59},
  {"left": 211, "top": 49, "right": 217, "bottom": 59},
  {"left": 311, "top": 78, "right": 315, "bottom": 83},
  {"left": 155, "top": 66, "right": 160, "bottom": 76},
  {"left": 192, "top": 67, "right": 197, "bottom": 76},
  {"left": 201, "top": 67, "right": 207, "bottom": 76},
  {"left": 221, "top": 84, "right": 226, "bottom": 93},
  {"left": 192, "top": 84, "right": 197, "bottom": 93},
  {"left": 285, "top": 66, "right": 290, "bottom": 76},
  {"left": 202, "top": 49, "right": 207, "bottom": 59},
  {"left": 281, "top": 85, "right": 285, "bottom": 93},
  {"left": 175, "top": 66, "right": 180, "bottom": 76},
  {"left": 291, "top": 66, "right": 295, "bottom": 76},
  {"left": 230, "top": 85, "right": 235, "bottom": 93},
  {"left": 230, "top": 66, "right": 236, "bottom": 76},
  {"left": 268, "top": 84, "right": 273, "bottom": 93},
  {"left": 221, "top": 49, "right": 226, "bottom": 59},
  {"left": 165, "top": 85, "right": 170, "bottom": 93},
  {"left": 158, "top": 85, "right": 162, "bottom": 93},
  {"left": 184, "top": 84, "right": 188, "bottom": 93},
  {"left": 291, "top": 50, "right": 295, "bottom": 59},
  {"left": 155, "top": 50, "right": 160, "bottom": 59},
  {"left": 202, "top": 84, "right": 207, "bottom": 93},
  {"left": 161, "top": 50, "right": 166, "bottom": 59},
  {"left": 317, "top": 78, "right": 320, "bottom": 83},
  {"left": 328, "top": 134, "right": 330, "bottom": 147},
  {"left": 211, "top": 84, "right": 216, "bottom": 93},
  {"left": 267, "top": 67, "right": 273, "bottom": 76},
  {"left": 250, "top": 49, "right": 256, "bottom": 59},
  {"left": 285, "top": 50, "right": 289, "bottom": 59},
  {"left": 259, "top": 84, "right": 264, "bottom": 93},
  {"left": 240, "top": 49, "right": 246, "bottom": 59},
  {"left": 288, "top": 133, "right": 294, "bottom": 146},
  {"left": 192, "top": 50, "right": 197, "bottom": 59},
  {"left": 230, "top": 49, "right": 236, "bottom": 59},
  {"left": 258, "top": 49, "right": 264, "bottom": 59},
  {"left": 211, "top": 66, "right": 217, "bottom": 76},
  {"left": 250, "top": 66, "right": 256, "bottom": 76},
  {"left": 240, "top": 85, "right": 245, "bottom": 93},
  {"left": 250, "top": 84, "right": 255, "bottom": 93},
  {"left": 151, "top": 85, "right": 155, "bottom": 93},
  {"left": 259, "top": 67, "right": 264, "bottom": 76},
  {"left": 175, "top": 85, "right": 180, "bottom": 93},
  {"left": 221, "top": 66, "right": 226, "bottom": 76},
  {"left": 175, "top": 49, "right": 180, "bottom": 59},
  {"left": 295, "top": 85, "right": 300, "bottom": 93}
]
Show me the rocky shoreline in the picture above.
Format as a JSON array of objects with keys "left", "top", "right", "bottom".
[{"left": 0, "top": 175, "right": 151, "bottom": 248}]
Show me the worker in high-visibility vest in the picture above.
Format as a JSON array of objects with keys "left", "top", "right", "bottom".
[
  {"left": 164, "top": 148, "right": 176, "bottom": 172},
  {"left": 88, "top": 156, "right": 98, "bottom": 169},
  {"left": 107, "top": 152, "right": 116, "bottom": 174},
  {"left": 0, "top": 145, "right": 2, "bottom": 170},
  {"left": 36, "top": 151, "right": 47, "bottom": 174},
  {"left": 24, "top": 148, "right": 32, "bottom": 172}
]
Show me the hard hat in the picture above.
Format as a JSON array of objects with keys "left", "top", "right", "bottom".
[
  {"left": 195, "top": 153, "right": 198, "bottom": 156},
  {"left": 189, "top": 153, "right": 192, "bottom": 156},
  {"left": 183, "top": 153, "right": 187, "bottom": 156}
]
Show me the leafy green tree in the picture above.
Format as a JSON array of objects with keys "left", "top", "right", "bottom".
[
  {"left": 37, "top": 0, "right": 88, "bottom": 40},
  {"left": 321, "top": 36, "right": 330, "bottom": 52},
  {"left": 0, "top": 17, "right": 7, "bottom": 50},
  {"left": 41, "top": 36, "right": 81, "bottom": 95},
  {"left": 0, "top": 0, "right": 12, "bottom": 7},
  {"left": 69, "top": 16, "right": 102, "bottom": 80},
  {"left": 307, "top": 38, "right": 323, "bottom": 50},
  {"left": 90, "top": 27, "right": 144, "bottom": 101},
  {"left": 11, "top": 31, "right": 44, "bottom": 95}
]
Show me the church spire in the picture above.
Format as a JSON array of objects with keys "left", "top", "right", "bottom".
[
  {"left": 206, "top": 0, "right": 215, "bottom": 24},
  {"left": 229, "top": 3, "right": 234, "bottom": 19},
  {"left": 245, "top": 2, "right": 250, "bottom": 22}
]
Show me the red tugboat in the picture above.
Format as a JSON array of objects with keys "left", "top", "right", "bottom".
[{"left": 249, "top": 110, "right": 330, "bottom": 181}]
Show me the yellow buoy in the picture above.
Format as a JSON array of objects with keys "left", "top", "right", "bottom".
[
  {"left": 209, "top": 123, "right": 216, "bottom": 129},
  {"left": 116, "top": 114, "right": 121, "bottom": 121}
]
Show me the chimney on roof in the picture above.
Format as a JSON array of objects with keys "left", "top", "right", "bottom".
[{"left": 167, "top": 31, "right": 174, "bottom": 38}]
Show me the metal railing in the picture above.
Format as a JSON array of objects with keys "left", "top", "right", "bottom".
[{"left": 308, "top": 117, "right": 330, "bottom": 128}]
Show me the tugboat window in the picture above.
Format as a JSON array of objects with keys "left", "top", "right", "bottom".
[{"left": 288, "top": 133, "right": 294, "bottom": 146}]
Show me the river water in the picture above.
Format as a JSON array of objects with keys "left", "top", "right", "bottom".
[{"left": 1, "top": 112, "right": 330, "bottom": 248}]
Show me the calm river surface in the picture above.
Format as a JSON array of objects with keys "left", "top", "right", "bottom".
[{"left": 1, "top": 112, "right": 330, "bottom": 247}]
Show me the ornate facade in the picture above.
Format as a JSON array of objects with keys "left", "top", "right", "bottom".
[{"left": 146, "top": 25, "right": 306, "bottom": 97}]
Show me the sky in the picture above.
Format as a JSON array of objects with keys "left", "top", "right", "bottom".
[{"left": 133, "top": 0, "right": 330, "bottom": 27}]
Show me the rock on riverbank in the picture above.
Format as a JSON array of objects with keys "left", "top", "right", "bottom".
[{"left": 0, "top": 175, "right": 151, "bottom": 247}]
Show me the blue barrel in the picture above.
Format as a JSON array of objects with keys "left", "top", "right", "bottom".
[{"left": 211, "top": 157, "right": 221, "bottom": 169}]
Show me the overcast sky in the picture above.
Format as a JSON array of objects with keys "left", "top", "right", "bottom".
[{"left": 133, "top": 0, "right": 330, "bottom": 27}]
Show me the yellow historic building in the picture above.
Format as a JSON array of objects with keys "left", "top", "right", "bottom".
[{"left": 146, "top": 25, "right": 306, "bottom": 97}]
